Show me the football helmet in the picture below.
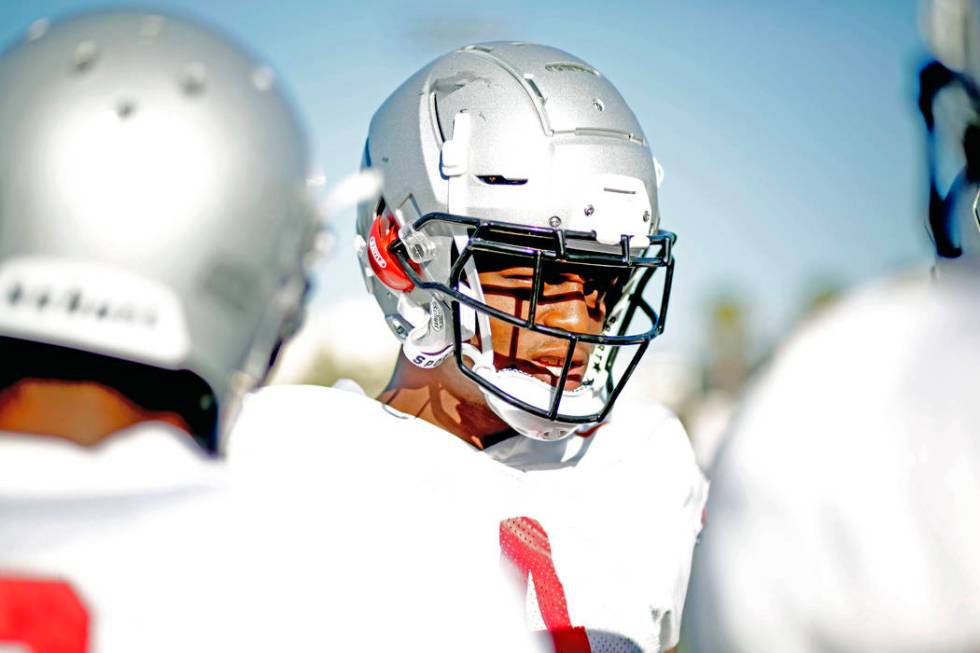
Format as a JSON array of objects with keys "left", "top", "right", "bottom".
[
  {"left": 920, "top": 0, "right": 980, "bottom": 261},
  {"left": 356, "top": 42, "right": 674, "bottom": 441},
  {"left": 0, "top": 10, "right": 320, "bottom": 453}
]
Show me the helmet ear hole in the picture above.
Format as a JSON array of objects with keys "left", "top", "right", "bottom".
[{"left": 367, "top": 211, "right": 417, "bottom": 292}]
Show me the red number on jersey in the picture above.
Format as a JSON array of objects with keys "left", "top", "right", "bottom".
[
  {"left": 500, "top": 517, "right": 591, "bottom": 653},
  {"left": 0, "top": 577, "right": 89, "bottom": 653}
]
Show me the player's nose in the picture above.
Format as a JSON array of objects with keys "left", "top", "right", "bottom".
[{"left": 538, "top": 287, "right": 591, "bottom": 333}]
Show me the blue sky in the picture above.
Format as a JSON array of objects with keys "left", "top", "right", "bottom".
[{"left": 0, "top": 1, "right": 931, "bottom": 357}]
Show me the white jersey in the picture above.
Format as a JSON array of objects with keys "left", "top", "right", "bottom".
[
  {"left": 329, "top": 386, "right": 708, "bottom": 653},
  {"left": 687, "top": 269, "right": 980, "bottom": 652},
  {"left": 0, "top": 385, "right": 537, "bottom": 653}
]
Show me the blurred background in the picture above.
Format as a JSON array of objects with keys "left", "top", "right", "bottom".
[{"left": 0, "top": 0, "right": 932, "bottom": 466}]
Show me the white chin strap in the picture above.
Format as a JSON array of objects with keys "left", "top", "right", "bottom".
[{"left": 461, "top": 343, "right": 603, "bottom": 442}]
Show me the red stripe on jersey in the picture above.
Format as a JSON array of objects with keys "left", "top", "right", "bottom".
[
  {"left": 500, "top": 517, "right": 591, "bottom": 653},
  {"left": 0, "top": 577, "right": 89, "bottom": 653}
]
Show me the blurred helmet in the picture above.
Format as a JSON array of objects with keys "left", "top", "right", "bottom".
[
  {"left": 919, "top": 0, "right": 980, "bottom": 262},
  {"left": 0, "top": 10, "right": 320, "bottom": 453},
  {"left": 355, "top": 42, "right": 675, "bottom": 441}
]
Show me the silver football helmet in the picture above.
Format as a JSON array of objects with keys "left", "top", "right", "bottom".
[
  {"left": 0, "top": 11, "right": 320, "bottom": 453},
  {"left": 356, "top": 42, "right": 674, "bottom": 441},
  {"left": 920, "top": 0, "right": 980, "bottom": 262}
]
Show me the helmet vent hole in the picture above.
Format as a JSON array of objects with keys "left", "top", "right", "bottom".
[
  {"left": 180, "top": 62, "right": 208, "bottom": 96},
  {"left": 115, "top": 98, "right": 137, "bottom": 119},
  {"left": 27, "top": 19, "right": 49, "bottom": 42},
  {"left": 477, "top": 175, "right": 528, "bottom": 186},
  {"left": 72, "top": 40, "right": 99, "bottom": 73},
  {"left": 430, "top": 92, "right": 447, "bottom": 143},
  {"left": 544, "top": 62, "right": 600, "bottom": 76},
  {"left": 524, "top": 77, "right": 545, "bottom": 102}
]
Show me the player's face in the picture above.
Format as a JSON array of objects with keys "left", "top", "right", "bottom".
[
  {"left": 0, "top": 379, "right": 190, "bottom": 446},
  {"left": 475, "top": 256, "right": 623, "bottom": 390}
]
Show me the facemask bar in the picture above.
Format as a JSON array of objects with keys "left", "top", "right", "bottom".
[
  {"left": 588, "top": 262, "right": 666, "bottom": 395},
  {"left": 919, "top": 59, "right": 980, "bottom": 258},
  {"left": 391, "top": 212, "right": 675, "bottom": 424}
]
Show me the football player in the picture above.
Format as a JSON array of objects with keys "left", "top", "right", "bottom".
[
  {"left": 685, "top": 1, "right": 980, "bottom": 651},
  {"left": 0, "top": 11, "right": 535, "bottom": 652},
  {"left": 349, "top": 42, "right": 708, "bottom": 653}
]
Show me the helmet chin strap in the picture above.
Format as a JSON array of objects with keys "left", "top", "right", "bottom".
[
  {"left": 454, "top": 232, "right": 493, "bottom": 350},
  {"left": 461, "top": 342, "right": 603, "bottom": 442}
]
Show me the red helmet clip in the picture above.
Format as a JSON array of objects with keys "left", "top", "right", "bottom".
[{"left": 367, "top": 212, "right": 419, "bottom": 292}]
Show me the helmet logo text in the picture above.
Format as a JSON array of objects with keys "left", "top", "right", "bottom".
[{"left": 368, "top": 235, "right": 388, "bottom": 270}]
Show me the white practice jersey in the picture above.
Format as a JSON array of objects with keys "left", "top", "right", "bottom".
[
  {"left": 0, "top": 385, "right": 538, "bottom": 653},
  {"left": 326, "top": 385, "right": 708, "bottom": 653},
  {"left": 686, "top": 269, "right": 980, "bottom": 652}
]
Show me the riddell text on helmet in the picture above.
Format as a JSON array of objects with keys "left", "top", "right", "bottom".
[{"left": 368, "top": 235, "right": 387, "bottom": 270}]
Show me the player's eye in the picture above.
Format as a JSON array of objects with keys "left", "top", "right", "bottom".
[
  {"left": 583, "top": 276, "right": 599, "bottom": 294},
  {"left": 494, "top": 267, "right": 536, "bottom": 286}
]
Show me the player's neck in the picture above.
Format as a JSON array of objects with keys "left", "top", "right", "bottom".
[
  {"left": 0, "top": 379, "right": 189, "bottom": 446},
  {"left": 378, "top": 352, "right": 515, "bottom": 450}
]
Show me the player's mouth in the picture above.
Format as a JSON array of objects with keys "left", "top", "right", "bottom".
[{"left": 516, "top": 350, "right": 588, "bottom": 389}]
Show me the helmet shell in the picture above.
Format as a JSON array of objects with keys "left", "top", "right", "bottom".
[{"left": 0, "top": 10, "right": 319, "bottom": 450}]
